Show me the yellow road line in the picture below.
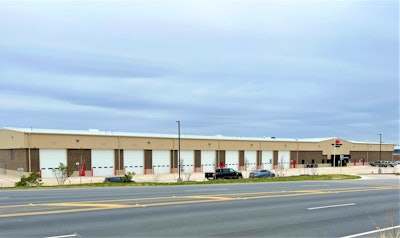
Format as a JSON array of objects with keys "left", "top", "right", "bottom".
[
  {"left": 40, "top": 203, "right": 134, "bottom": 208},
  {"left": 0, "top": 207, "right": 110, "bottom": 218},
  {"left": 0, "top": 185, "right": 398, "bottom": 218}
]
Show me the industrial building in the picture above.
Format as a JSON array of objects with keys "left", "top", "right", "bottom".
[{"left": 0, "top": 127, "right": 394, "bottom": 178}]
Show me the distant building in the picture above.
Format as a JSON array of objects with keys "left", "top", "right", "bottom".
[
  {"left": 393, "top": 146, "right": 400, "bottom": 160},
  {"left": 0, "top": 127, "right": 395, "bottom": 178}
]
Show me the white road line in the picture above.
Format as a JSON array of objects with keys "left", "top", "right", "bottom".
[
  {"left": 43, "top": 234, "right": 79, "bottom": 238},
  {"left": 341, "top": 225, "right": 400, "bottom": 238},
  {"left": 307, "top": 203, "right": 356, "bottom": 210},
  {"left": 300, "top": 184, "right": 328, "bottom": 187},
  {"left": 185, "top": 188, "right": 229, "bottom": 192}
]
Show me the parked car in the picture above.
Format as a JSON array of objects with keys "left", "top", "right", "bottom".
[
  {"left": 370, "top": 161, "right": 396, "bottom": 167},
  {"left": 103, "top": 176, "right": 135, "bottom": 183},
  {"left": 205, "top": 168, "right": 243, "bottom": 180},
  {"left": 393, "top": 160, "right": 400, "bottom": 166},
  {"left": 249, "top": 169, "right": 275, "bottom": 178}
]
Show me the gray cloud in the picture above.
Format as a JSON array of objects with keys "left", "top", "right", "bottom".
[
  {"left": 0, "top": 48, "right": 174, "bottom": 78},
  {"left": 0, "top": 0, "right": 398, "bottom": 144}
]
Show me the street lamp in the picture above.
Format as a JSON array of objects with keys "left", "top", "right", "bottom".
[
  {"left": 176, "top": 121, "right": 182, "bottom": 182},
  {"left": 296, "top": 139, "right": 299, "bottom": 165},
  {"left": 378, "top": 133, "right": 382, "bottom": 161},
  {"left": 366, "top": 139, "right": 369, "bottom": 163}
]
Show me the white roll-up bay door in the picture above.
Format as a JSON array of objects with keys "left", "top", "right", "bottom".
[
  {"left": 152, "top": 150, "right": 170, "bottom": 174},
  {"left": 244, "top": 151, "right": 257, "bottom": 171},
  {"left": 92, "top": 149, "right": 115, "bottom": 176},
  {"left": 39, "top": 149, "right": 67, "bottom": 178},
  {"left": 278, "top": 151, "right": 291, "bottom": 169},
  {"left": 180, "top": 150, "right": 194, "bottom": 173},
  {"left": 262, "top": 151, "right": 273, "bottom": 170},
  {"left": 225, "top": 151, "right": 239, "bottom": 170},
  {"left": 201, "top": 150, "right": 215, "bottom": 172},
  {"left": 124, "top": 150, "right": 144, "bottom": 175}
]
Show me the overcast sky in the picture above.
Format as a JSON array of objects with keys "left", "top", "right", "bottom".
[{"left": 0, "top": 0, "right": 398, "bottom": 144}]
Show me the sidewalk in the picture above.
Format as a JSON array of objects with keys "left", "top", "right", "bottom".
[{"left": 1, "top": 166, "right": 398, "bottom": 188}]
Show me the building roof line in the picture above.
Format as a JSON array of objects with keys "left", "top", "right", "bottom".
[{"left": 1, "top": 127, "right": 384, "bottom": 144}]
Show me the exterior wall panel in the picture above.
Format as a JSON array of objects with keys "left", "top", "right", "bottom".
[
  {"left": 67, "top": 149, "right": 91, "bottom": 176},
  {"left": 144, "top": 150, "right": 152, "bottom": 174}
]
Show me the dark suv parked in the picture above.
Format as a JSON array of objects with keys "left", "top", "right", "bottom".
[{"left": 103, "top": 176, "right": 135, "bottom": 183}]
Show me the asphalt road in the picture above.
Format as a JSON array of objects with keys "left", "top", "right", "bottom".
[{"left": 0, "top": 175, "right": 399, "bottom": 238}]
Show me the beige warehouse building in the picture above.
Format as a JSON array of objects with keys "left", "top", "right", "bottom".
[{"left": 0, "top": 127, "right": 394, "bottom": 178}]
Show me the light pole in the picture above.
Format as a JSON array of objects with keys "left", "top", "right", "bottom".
[
  {"left": 378, "top": 133, "right": 382, "bottom": 161},
  {"left": 333, "top": 138, "right": 336, "bottom": 168},
  {"left": 296, "top": 139, "right": 300, "bottom": 174},
  {"left": 176, "top": 121, "right": 182, "bottom": 182},
  {"left": 366, "top": 139, "right": 369, "bottom": 163}
]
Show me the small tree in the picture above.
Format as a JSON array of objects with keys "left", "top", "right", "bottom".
[
  {"left": 52, "top": 162, "right": 73, "bottom": 185},
  {"left": 183, "top": 172, "right": 192, "bottom": 182}
]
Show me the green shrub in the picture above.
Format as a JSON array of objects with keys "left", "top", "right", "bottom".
[
  {"left": 123, "top": 172, "right": 135, "bottom": 182},
  {"left": 15, "top": 171, "right": 41, "bottom": 187}
]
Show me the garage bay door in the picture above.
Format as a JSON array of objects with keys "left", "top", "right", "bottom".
[
  {"left": 225, "top": 151, "right": 239, "bottom": 170},
  {"left": 201, "top": 151, "right": 215, "bottom": 172},
  {"left": 262, "top": 151, "right": 273, "bottom": 170},
  {"left": 244, "top": 151, "right": 257, "bottom": 171},
  {"left": 180, "top": 150, "right": 194, "bottom": 173},
  {"left": 152, "top": 150, "right": 170, "bottom": 174},
  {"left": 92, "top": 150, "right": 115, "bottom": 176},
  {"left": 39, "top": 149, "right": 67, "bottom": 178},
  {"left": 124, "top": 150, "right": 144, "bottom": 175},
  {"left": 278, "top": 151, "right": 291, "bottom": 169}
]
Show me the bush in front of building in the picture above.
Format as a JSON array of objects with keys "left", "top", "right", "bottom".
[
  {"left": 123, "top": 172, "right": 135, "bottom": 183},
  {"left": 15, "top": 171, "right": 42, "bottom": 187}
]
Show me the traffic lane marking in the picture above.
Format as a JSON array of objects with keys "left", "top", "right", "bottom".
[
  {"left": 2, "top": 185, "right": 398, "bottom": 209},
  {"left": 184, "top": 188, "right": 230, "bottom": 192},
  {"left": 0, "top": 185, "right": 398, "bottom": 218},
  {"left": 0, "top": 207, "right": 112, "bottom": 218},
  {"left": 307, "top": 203, "right": 356, "bottom": 210},
  {"left": 44, "top": 234, "right": 80, "bottom": 238},
  {"left": 1, "top": 185, "right": 397, "bottom": 208}
]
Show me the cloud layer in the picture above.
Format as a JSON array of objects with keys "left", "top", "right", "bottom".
[{"left": 0, "top": 1, "right": 398, "bottom": 144}]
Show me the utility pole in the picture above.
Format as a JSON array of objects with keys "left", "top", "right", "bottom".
[
  {"left": 378, "top": 133, "right": 382, "bottom": 161},
  {"left": 176, "top": 121, "right": 182, "bottom": 182}
]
